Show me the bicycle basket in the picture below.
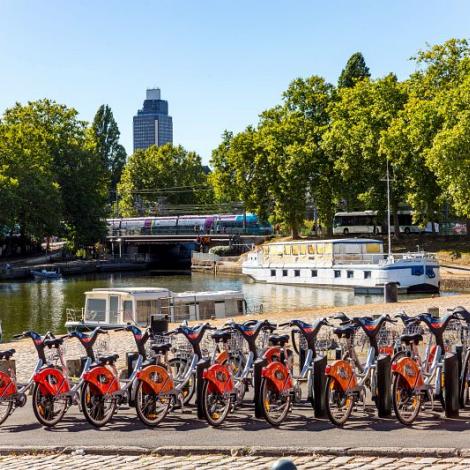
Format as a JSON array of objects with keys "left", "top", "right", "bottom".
[{"left": 45, "top": 343, "right": 67, "bottom": 366}]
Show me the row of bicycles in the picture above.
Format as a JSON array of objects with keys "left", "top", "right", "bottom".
[{"left": 2, "top": 305, "right": 470, "bottom": 428}]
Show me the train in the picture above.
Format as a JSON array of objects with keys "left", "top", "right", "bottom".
[{"left": 107, "top": 213, "right": 273, "bottom": 236}]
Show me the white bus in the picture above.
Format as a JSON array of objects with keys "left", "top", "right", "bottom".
[{"left": 333, "top": 210, "right": 438, "bottom": 235}]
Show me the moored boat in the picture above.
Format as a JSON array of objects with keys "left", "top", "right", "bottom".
[
  {"left": 242, "top": 238, "right": 439, "bottom": 294},
  {"left": 31, "top": 269, "right": 61, "bottom": 280}
]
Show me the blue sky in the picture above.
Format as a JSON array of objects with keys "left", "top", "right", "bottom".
[{"left": 0, "top": 1, "right": 469, "bottom": 163}]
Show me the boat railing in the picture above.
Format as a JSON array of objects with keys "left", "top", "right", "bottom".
[{"left": 66, "top": 308, "right": 84, "bottom": 323}]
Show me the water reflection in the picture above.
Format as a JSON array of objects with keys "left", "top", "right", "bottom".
[{"left": 0, "top": 272, "right": 452, "bottom": 340}]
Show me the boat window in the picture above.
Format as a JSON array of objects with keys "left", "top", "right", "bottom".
[
  {"left": 311, "top": 270, "right": 317, "bottom": 277},
  {"left": 237, "top": 300, "right": 244, "bottom": 314},
  {"left": 199, "top": 301, "right": 215, "bottom": 320},
  {"left": 282, "top": 270, "right": 288, "bottom": 277},
  {"left": 294, "top": 270, "right": 300, "bottom": 277},
  {"left": 317, "top": 243, "right": 325, "bottom": 255},
  {"left": 85, "top": 298, "right": 107, "bottom": 322},
  {"left": 270, "top": 269, "right": 276, "bottom": 277},
  {"left": 347, "top": 271, "right": 354, "bottom": 278},
  {"left": 365, "top": 243, "right": 382, "bottom": 254},
  {"left": 426, "top": 266, "right": 436, "bottom": 278},
  {"left": 292, "top": 245, "right": 299, "bottom": 256},
  {"left": 411, "top": 266, "right": 424, "bottom": 276},
  {"left": 109, "top": 295, "right": 119, "bottom": 325},
  {"left": 299, "top": 244, "right": 307, "bottom": 255},
  {"left": 263, "top": 246, "right": 269, "bottom": 256},
  {"left": 123, "top": 300, "right": 133, "bottom": 322},
  {"left": 270, "top": 245, "right": 283, "bottom": 255},
  {"left": 334, "top": 270, "right": 341, "bottom": 278},
  {"left": 283, "top": 245, "right": 291, "bottom": 255},
  {"left": 174, "top": 303, "right": 190, "bottom": 322},
  {"left": 136, "top": 300, "right": 158, "bottom": 325},
  {"left": 334, "top": 243, "right": 362, "bottom": 254},
  {"left": 308, "top": 244, "right": 316, "bottom": 255},
  {"left": 364, "top": 271, "right": 371, "bottom": 279}
]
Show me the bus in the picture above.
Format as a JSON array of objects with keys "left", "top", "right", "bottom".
[{"left": 333, "top": 210, "right": 438, "bottom": 235}]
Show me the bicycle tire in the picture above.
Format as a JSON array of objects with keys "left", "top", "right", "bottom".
[
  {"left": 201, "top": 380, "right": 231, "bottom": 427},
  {"left": 392, "top": 373, "right": 421, "bottom": 426},
  {"left": 32, "top": 383, "right": 68, "bottom": 427},
  {"left": 0, "top": 399, "right": 13, "bottom": 425},
  {"left": 259, "top": 377, "right": 291, "bottom": 427},
  {"left": 134, "top": 379, "right": 171, "bottom": 427},
  {"left": 168, "top": 357, "right": 195, "bottom": 405},
  {"left": 80, "top": 381, "right": 116, "bottom": 428},
  {"left": 325, "top": 376, "right": 354, "bottom": 427}
]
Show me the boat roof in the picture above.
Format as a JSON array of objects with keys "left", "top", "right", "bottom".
[
  {"left": 88, "top": 287, "right": 171, "bottom": 295},
  {"left": 266, "top": 238, "right": 383, "bottom": 246},
  {"left": 172, "top": 290, "right": 244, "bottom": 301}
]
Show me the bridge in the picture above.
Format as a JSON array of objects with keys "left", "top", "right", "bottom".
[{"left": 105, "top": 233, "right": 267, "bottom": 269}]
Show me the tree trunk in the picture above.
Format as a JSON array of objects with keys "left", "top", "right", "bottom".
[{"left": 291, "top": 224, "right": 299, "bottom": 240}]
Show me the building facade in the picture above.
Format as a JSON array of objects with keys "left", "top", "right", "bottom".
[{"left": 133, "top": 88, "right": 173, "bottom": 151}]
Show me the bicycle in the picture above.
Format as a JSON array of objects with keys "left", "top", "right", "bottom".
[
  {"left": 325, "top": 314, "right": 397, "bottom": 426},
  {"left": 391, "top": 311, "right": 459, "bottom": 425},
  {"left": 200, "top": 319, "right": 277, "bottom": 426},
  {"left": 132, "top": 322, "right": 216, "bottom": 426},
  {"left": 79, "top": 324, "right": 152, "bottom": 427},
  {"left": 256, "top": 318, "right": 331, "bottom": 427},
  {"left": 0, "top": 331, "right": 55, "bottom": 425}
]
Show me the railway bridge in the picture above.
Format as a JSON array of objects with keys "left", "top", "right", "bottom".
[{"left": 106, "top": 233, "right": 268, "bottom": 269}]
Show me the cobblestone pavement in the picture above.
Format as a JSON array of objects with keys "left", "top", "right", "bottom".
[{"left": 2, "top": 452, "right": 470, "bottom": 469}]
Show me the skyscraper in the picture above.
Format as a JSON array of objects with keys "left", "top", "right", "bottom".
[{"left": 133, "top": 88, "right": 173, "bottom": 151}]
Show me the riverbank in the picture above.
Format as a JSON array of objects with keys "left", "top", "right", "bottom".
[
  {"left": 4, "top": 292, "right": 470, "bottom": 383},
  {"left": 0, "top": 258, "right": 148, "bottom": 282}
]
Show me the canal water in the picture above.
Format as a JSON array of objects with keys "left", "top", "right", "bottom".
[{"left": 0, "top": 272, "right": 453, "bottom": 340}]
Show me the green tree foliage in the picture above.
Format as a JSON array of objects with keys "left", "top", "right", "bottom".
[
  {"left": 0, "top": 100, "right": 108, "bottom": 248},
  {"left": 90, "top": 105, "right": 127, "bottom": 195},
  {"left": 118, "top": 144, "right": 210, "bottom": 216},
  {"left": 338, "top": 52, "right": 370, "bottom": 88}
]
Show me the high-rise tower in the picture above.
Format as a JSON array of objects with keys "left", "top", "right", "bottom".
[{"left": 133, "top": 88, "right": 173, "bottom": 151}]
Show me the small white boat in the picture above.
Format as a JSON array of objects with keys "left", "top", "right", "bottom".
[
  {"left": 31, "top": 269, "right": 61, "bottom": 280},
  {"left": 65, "top": 287, "right": 247, "bottom": 331}
]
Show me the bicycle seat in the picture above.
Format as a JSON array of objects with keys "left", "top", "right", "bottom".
[
  {"left": 333, "top": 325, "right": 355, "bottom": 338},
  {"left": 0, "top": 349, "right": 15, "bottom": 360},
  {"left": 212, "top": 330, "right": 231, "bottom": 343},
  {"left": 400, "top": 333, "right": 423, "bottom": 345},
  {"left": 268, "top": 334, "right": 290, "bottom": 347},
  {"left": 453, "top": 306, "right": 470, "bottom": 323},
  {"left": 96, "top": 353, "right": 119, "bottom": 366},
  {"left": 44, "top": 338, "right": 64, "bottom": 348},
  {"left": 150, "top": 343, "right": 172, "bottom": 355}
]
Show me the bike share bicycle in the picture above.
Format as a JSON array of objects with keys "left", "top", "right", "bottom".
[
  {"left": 255, "top": 318, "right": 332, "bottom": 427},
  {"left": 325, "top": 314, "right": 396, "bottom": 426},
  {"left": 200, "top": 319, "right": 276, "bottom": 426},
  {"left": 391, "top": 310, "right": 461, "bottom": 425},
  {"left": 0, "top": 331, "right": 57, "bottom": 425}
]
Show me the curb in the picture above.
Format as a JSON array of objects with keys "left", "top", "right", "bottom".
[{"left": 0, "top": 445, "right": 468, "bottom": 459}]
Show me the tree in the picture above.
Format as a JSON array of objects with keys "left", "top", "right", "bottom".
[
  {"left": 0, "top": 100, "right": 108, "bottom": 248},
  {"left": 324, "top": 74, "right": 408, "bottom": 234},
  {"left": 338, "top": 52, "right": 370, "bottom": 88},
  {"left": 90, "top": 105, "right": 127, "bottom": 196},
  {"left": 118, "top": 144, "right": 210, "bottom": 216}
]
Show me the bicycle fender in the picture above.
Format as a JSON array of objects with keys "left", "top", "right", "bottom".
[
  {"left": 325, "top": 360, "right": 357, "bottom": 392},
  {"left": 392, "top": 356, "right": 424, "bottom": 389},
  {"left": 136, "top": 365, "right": 174, "bottom": 395},
  {"left": 202, "top": 364, "right": 233, "bottom": 395},
  {"left": 215, "top": 350, "right": 229, "bottom": 365},
  {"left": 263, "top": 346, "right": 282, "bottom": 363},
  {"left": 261, "top": 361, "right": 292, "bottom": 393},
  {"left": 33, "top": 368, "right": 70, "bottom": 396},
  {"left": 0, "top": 371, "right": 16, "bottom": 398},
  {"left": 82, "top": 366, "right": 119, "bottom": 395}
]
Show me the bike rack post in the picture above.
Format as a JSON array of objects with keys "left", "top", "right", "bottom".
[
  {"left": 444, "top": 352, "right": 459, "bottom": 418},
  {"left": 311, "top": 355, "right": 327, "bottom": 417},
  {"left": 254, "top": 357, "right": 267, "bottom": 419},
  {"left": 376, "top": 354, "right": 392, "bottom": 417},
  {"left": 196, "top": 358, "right": 211, "bottom": 419}
]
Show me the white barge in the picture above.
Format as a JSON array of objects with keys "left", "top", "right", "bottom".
[
  {"left": 242, "top": 239, "right": 439, "bottom": 294},
  {"left": 65, "top": 287, "right": 246, "bottom": 331}
]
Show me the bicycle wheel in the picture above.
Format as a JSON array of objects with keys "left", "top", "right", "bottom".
[
  {"left": 0, "top": 399, "right": 13, "bottom": 425},
  {"left": 32, "top": 383, "right": 68, "bottom": 427},
  {"left": 460, "top": 350, "right": 470, "bottom": 408},
  {"left": 259, "top": 377, "right": 291, "bottom": 426},
  {"left": 201, "top": 380, "right": 231, "bottom": 427},
  {"left": 134, "top": 379, "right": 171, "bottom": 427},
  {"left": 168, "top": 357, "right": 194, "bottom": 405},
  {"left": 325, "top": 376, "right": 354, "bottom": 427},
  {"left": 392, "top": 374, "right": 421, "bottom": 425},
  {"left": 80, "top": 382, "right": 116, "bottom": 428}
]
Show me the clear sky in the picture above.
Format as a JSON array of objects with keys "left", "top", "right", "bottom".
[{"left": 0, "top": 1, "right": 469, "bottom": 163}]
